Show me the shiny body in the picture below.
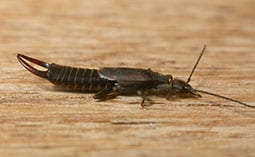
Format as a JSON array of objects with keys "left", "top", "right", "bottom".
[{"left": 17, "top": 46, "right": 255, "bottom": 108}]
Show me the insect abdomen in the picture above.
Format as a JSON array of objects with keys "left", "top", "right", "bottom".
[{"left": 47, "top": 64, "right": 111, "bottom": 91}]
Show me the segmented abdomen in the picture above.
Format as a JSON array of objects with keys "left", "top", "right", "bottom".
[{"left": 47, "top": 64, "right": 114, "bottom": 91}]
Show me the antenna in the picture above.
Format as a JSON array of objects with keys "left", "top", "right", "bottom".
[
  {"left": 193, "top": 89, "right": 255, "bottom": 108},
  {"left": 187, "top": 45, "right": 206, "bottom": 83}
]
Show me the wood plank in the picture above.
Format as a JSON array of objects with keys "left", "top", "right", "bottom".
[{"left": 0, "top": 0, "right": 255, "bottom": 156}]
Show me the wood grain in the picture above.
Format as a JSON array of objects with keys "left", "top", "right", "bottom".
[{"left": 0, "top": 0, "right": 255, "bottom": 156}]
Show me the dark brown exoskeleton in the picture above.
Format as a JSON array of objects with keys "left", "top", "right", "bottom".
[{"left": 17, "top": 45, "right": 255, "bottom": 108}]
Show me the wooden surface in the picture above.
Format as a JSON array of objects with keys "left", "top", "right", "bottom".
[{"left": 0, "top": 0, "right": 255, "bottom": 157}]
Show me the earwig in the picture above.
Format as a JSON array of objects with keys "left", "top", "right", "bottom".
[{"left": 17, "top": 46, "right": 255, "bottom": 108}]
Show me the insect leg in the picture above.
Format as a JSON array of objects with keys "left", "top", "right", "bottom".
[
  {"left": 93, "top": 82, "right": 123, "bottom": 101},
  {"left": 93, "top": 88, "right": 114, "bottom": 99},
  {"left": 137, "top": 90, "right": 153, "bottom": 108},
  {"left": 94, "top": 89, "right": 123, "bottom": 101}
]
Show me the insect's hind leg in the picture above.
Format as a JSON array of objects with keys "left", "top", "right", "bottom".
[
  {"left": 93, "top": 88, "right": 113, "bottom": 99},
  {"left": 93, "top": 87, "right": 122, "bottom": 101},
  {"left": 93, "top": 88, "right": 123, "bottom": 101}
]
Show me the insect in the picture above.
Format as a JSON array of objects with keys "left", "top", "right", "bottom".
[{"left": 17, "top": 45, "right": 255, "bottom": 108}]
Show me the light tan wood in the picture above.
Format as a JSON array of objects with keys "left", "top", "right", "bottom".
[{"left": 0, "top": 0, "right": 255, "bottom": 156}]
